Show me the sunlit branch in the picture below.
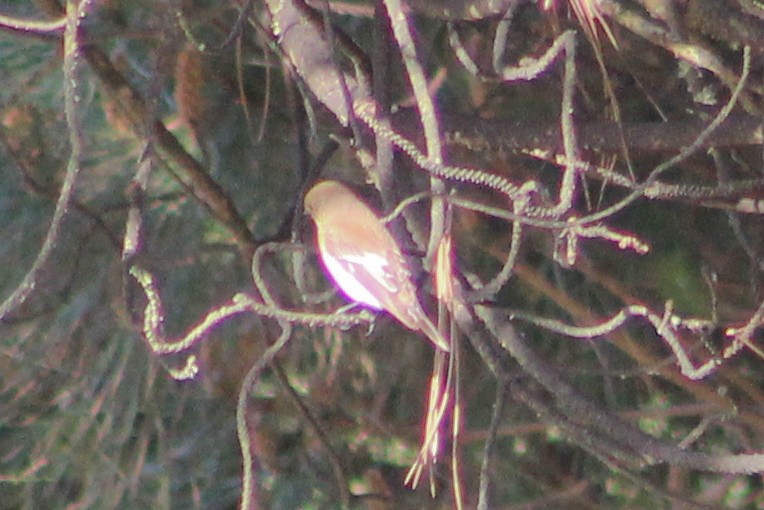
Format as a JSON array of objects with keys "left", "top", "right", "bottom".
[{"left": 0, "top": 13, "right": 65, "bottom": 37}]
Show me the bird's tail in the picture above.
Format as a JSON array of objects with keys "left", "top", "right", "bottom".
[{"left": 418, "top": 313, "right": 451, "bottom": 352}]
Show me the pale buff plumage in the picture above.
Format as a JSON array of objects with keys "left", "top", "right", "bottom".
[{"left": 304, "top": 180, "right": 450, "bottom": 352}]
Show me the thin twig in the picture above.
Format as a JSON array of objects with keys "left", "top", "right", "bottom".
[
  {"left": 477, "top": 382, "right": 506, "bottom": 510},
  {"left": 0, "top": 1, "right": 87, "bottom": 320}
]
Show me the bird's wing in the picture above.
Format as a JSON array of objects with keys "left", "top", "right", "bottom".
[
  {"left": 320, "top": 227, "right": 450, "bottom": 350},
  {"left": 319, "top": 229, "right": 405, "bottom": 309}
]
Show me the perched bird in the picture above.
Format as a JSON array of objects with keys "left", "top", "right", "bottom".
[{"left": 304, "top": 180, "right": 450, "bottom": 351}]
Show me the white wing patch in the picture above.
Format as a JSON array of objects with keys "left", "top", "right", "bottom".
[{"left": 323, "top": 252, "right": 388, "bottom": 309}]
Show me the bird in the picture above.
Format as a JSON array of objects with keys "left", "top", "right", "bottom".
[{"left": 304, "top": 180, "right": 450, "bottom": 352}]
